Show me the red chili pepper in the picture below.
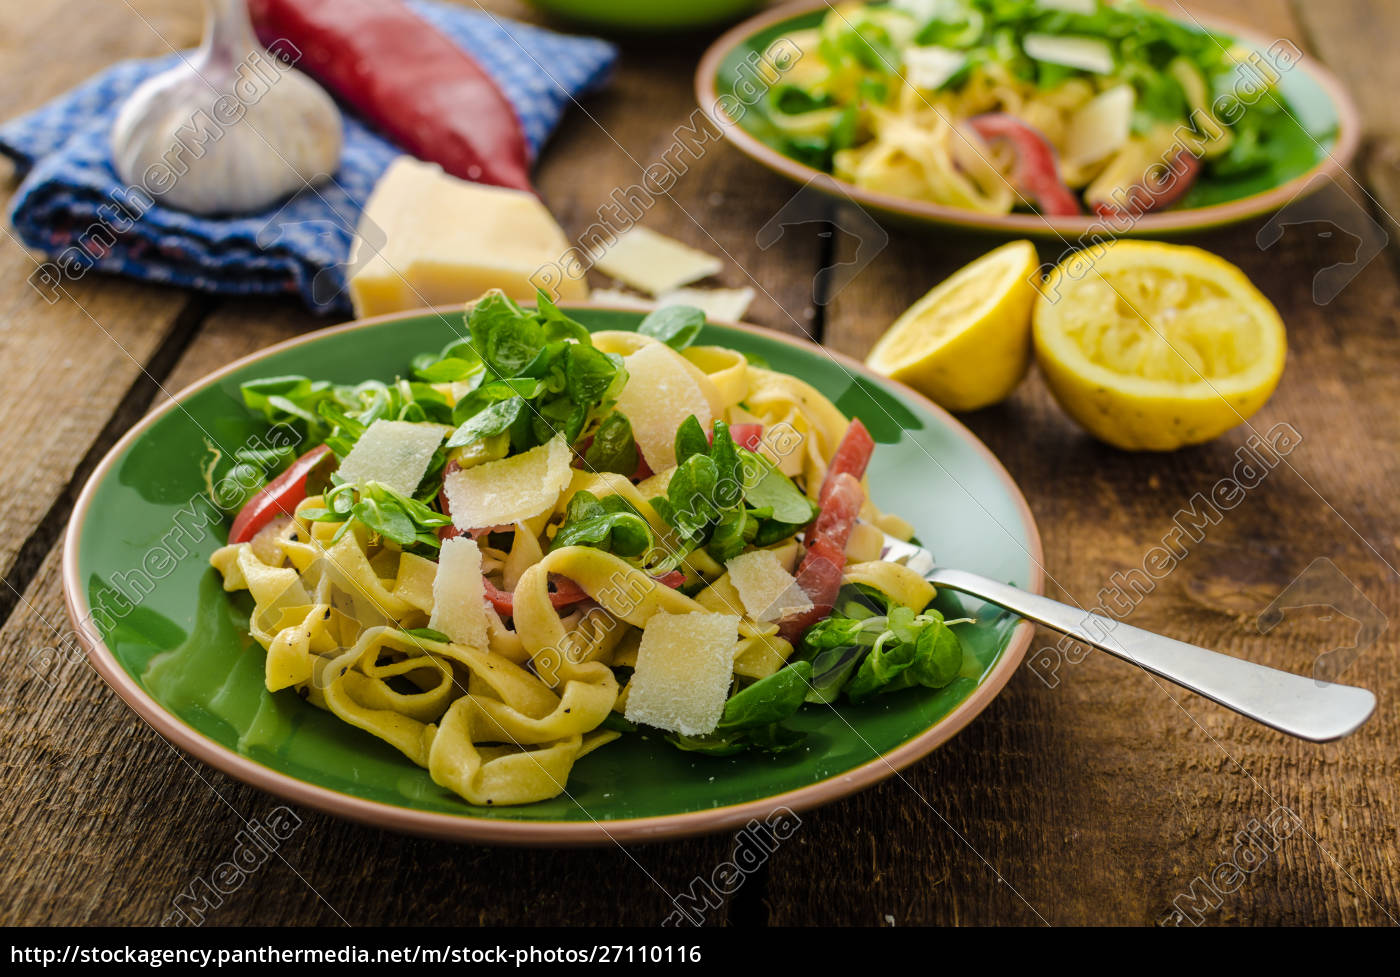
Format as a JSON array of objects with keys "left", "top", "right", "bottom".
[
  {"left": 968, "top": 114, "right": 1081, "bottom": 218},
  {"left": 247, "top": 0, "right": 532, "bottom": 191},
  {"left": 228, "top": 445, "right": 332, "bottom": 544},
  {"left": 1092, "top": 150, "right": 1202, "bottom": 222}
]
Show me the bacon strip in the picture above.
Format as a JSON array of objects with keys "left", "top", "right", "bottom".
[
  {"left": 818, "top": 418, "right": 874, "bottom": 499},
  {"left": 778, "top": 420, "right": 877, "bottom": 644}
]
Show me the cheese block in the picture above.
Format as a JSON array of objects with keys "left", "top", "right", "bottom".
[
  {"left": 726, "top": 549, "right": 812, "bottom": 622},
  {"left": 348, "top": 156, "right": 588, "bottom": 316},
  {"left": 613, "top": 343, "right": 714, "bottom": 471},
  {"left": 335, "top": 419, "right": 445, "bottom": 497},
  {"left": 624, "top": 611, "right": 739, "bottom": 736},
  {"left": 443, "top": 436, "right": 573, "bottom": 530},
  {"left": 428, "top": 536, "right": 487, "bottom": 650},
  {"left": 593, "top": 226, "right": 722, "bottom": 296}
]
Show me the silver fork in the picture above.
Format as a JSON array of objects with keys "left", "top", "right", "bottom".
[{"left": 878, "top": 530, "right": 1376, "bottom": 742}]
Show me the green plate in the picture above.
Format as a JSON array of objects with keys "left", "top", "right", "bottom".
[
  {"left": 524, "top": 0, "right": 762, "bottom": 32},
  {"left": 696, "top": 1, "right": 1361, "bottom": 237},
  {"left": 63, "top": 306, "right": 1042, "bottom": 845}
]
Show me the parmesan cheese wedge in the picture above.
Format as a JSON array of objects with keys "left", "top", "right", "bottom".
[
  {"left": 347, "top": 156, "right": 587, "bottom": 317},
  {"left": 428, "top": 536, "right": 487, "bottom": 650},
  {"left": 443, "top": 436, "right": 573, "bottom": 530},
  {"left": 613, "top": 343, "right": 714, "bottom": 471},
  {"left": 336, "top": 419, "right": 446, "bottom": 497},
  {"left": 593, "top": 226, "right": 723, "bottom": 296},
  {"left": 726, "top": 549, "right": 813, "bottom": 622},
  {"left": 624, "top": 611, "right": 739, "bottom": 736},
  {"left": 901, "top": 45, "right": 966, "bottom": 91}
]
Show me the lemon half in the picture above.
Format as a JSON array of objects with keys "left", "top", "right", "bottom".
[
  {"left": 866, "top": 240, "right": 1040, "bottom": 412},
  {"left": 1033, "top": 241, "right": 1286, "bottom": 451}
]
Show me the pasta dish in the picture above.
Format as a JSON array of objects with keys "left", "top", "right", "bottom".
[
  {"left": 756, "top": 0, "right": 1304, "bottom": 219},
  {"left": 208, "top": 293, "right": 962, "bottom": 806}
]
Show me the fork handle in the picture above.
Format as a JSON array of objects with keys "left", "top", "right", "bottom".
[{"left": 927, "top": 568, "right": 1376, "bottom": 742}]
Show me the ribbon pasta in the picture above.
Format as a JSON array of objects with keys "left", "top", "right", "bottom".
[{"left": 209, "top": 342, "right": 920, "bottom": 806}]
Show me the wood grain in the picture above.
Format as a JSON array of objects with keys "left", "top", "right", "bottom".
[
  {"left": 1, "top": 0, "right": 1398, "bottom": 927},
  {"left": 0, "top": 0, "right": 205, "bottom": 600}
]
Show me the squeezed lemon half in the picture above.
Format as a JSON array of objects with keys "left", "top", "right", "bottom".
[
  {"left": 1033, "top": 241, "right": 1286, "bottom": 450},
  {"left": 866, "top": 240, "right": 1039, "bottom": 412}
]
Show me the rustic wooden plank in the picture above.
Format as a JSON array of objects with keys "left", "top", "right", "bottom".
[
  {"left": 0, "top": 0, "right": 205, "bottom": 597},
  {"left": 1290, "top": 0, "right": 1400, "bottom": 243},
  {"left": 782, "top": 0, "right": 1400, "bottom": 925}
]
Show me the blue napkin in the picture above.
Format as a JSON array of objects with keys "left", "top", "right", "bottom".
[{"left": 0, "top": 2, "right": 614, "bottom": 313}]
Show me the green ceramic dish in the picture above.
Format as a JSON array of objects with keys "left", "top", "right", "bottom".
[
  {"left": 696, "top": 0, "right": 1361, "bottom": 237},
  {"left": 63, "top": 305, "right": 1042, "bottom": 845}
]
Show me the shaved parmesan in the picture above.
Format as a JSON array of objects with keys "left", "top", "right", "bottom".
[
  {"left": 587, "top": 288, "right": 656, "bottom": 311},
  {"left": 594, "top": 226, "right": 723, "bottom": 296},
  {"left": 625, "top": 611, "right": 739, "bottom": 736},
  {"left": 1066, "top": 84, "right": 1134, "bottom": 167},
  {"left": 443, "top": 436, "right": 573, "bottom": 530},
  {"left": 656, "top": 286, "right": 755, "bottom": 322},
  {"left": 428, "top": 536, "right": 487, "bottom": 649},
  {"left": 614, "top": 343, "right": 714, "bottom": 471},
  {"left": 591, "top": 285, "right": 755, "bottom": 322},
  {"left": 1023, "top": 34, "right": 1115, "bottom": 74},
  {"left": 1040, "top": 0, "right": 1097, "bottom": 13},
  {"left": 902, "top": 45, "right": 966, "bottom": 91},
  {"left": 726, "top": 550, "right": 813, "bottom": 622},
  {"left": 336, "top": 420, "right": 445, "bottom": 497}
]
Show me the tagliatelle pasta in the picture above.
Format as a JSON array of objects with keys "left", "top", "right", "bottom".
[
  {"left": 209, "top": 292, "right": 966, "bottom": 806},
  {"left": 757, "top": 1, "right": 1301, "bottom": 219}
]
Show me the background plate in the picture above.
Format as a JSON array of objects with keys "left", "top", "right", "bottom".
[
  {"left": 696, "top": 0, "right": 1361, "bottom": 237},
  {"left": 63, "top": 306, "right": 1043, "bottom": 844}
]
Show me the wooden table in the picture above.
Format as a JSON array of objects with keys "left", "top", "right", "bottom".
[{"left": 2, "top": 0, "right": 1397, "bottom": 927}]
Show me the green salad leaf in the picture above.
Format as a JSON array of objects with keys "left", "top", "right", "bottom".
[
  {"left": 663, "top": 661, "right": 813, "bottom": 756},
  {"left": 637, "top": 305, "right": 705, "bottom": 351},
  {"left": 793, "top": 587, "right": 967, "bottom": 704},
  {"left": 584, "top": 412, "right": 640, "bottom": 476},
  {"left": 648, "top": 417, "right": 818, "bottom": 567},
  {"left": 552, "top": 490, "right": 654, "bottom": 558}
]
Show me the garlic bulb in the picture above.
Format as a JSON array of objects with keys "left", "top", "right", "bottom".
[{"left": 110, "top": 0, "right": 342, "bottom": 215}]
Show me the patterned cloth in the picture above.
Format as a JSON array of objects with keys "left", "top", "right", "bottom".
[{"left": 0, "top": 2, "right": 614, "bottom": 313}]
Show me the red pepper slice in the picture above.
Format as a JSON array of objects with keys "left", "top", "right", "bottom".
[
  {"left": 968, "top": 114, "right": 1082, "bottom": 218},
  {"left": 1092, "top": 150, "right": 1202, "bottom": 222},
  {"left": 228, "top": 445, "right": 332, "bottom": 544},
  {"left": 247, "top": 0, "right": 532, "bottom": 191}
]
